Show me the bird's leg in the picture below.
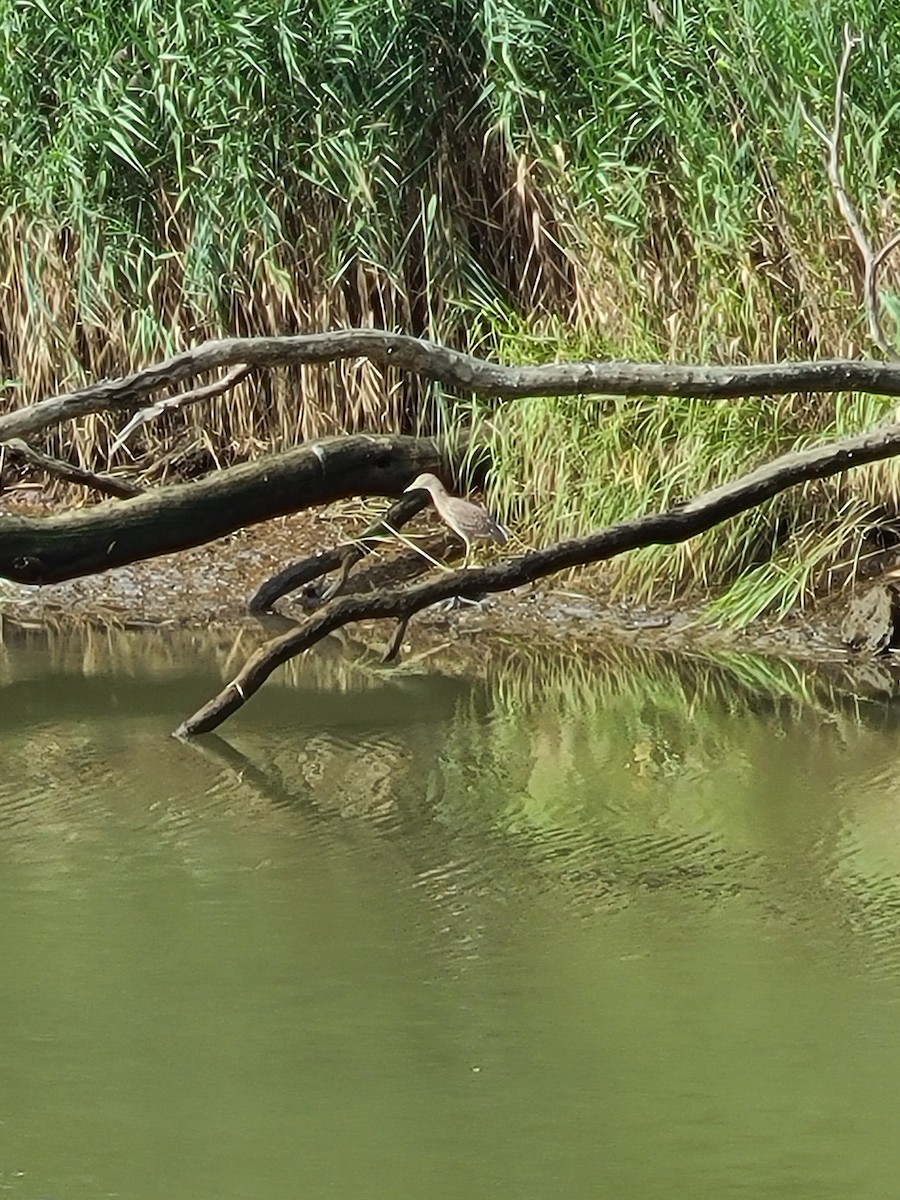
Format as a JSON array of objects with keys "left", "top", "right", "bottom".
[
  {"left": 439, "top": 539, "right": 480, "bottom": 607},
  {"left": 440, "top": 592, "right": 486, "bottom": 611}
]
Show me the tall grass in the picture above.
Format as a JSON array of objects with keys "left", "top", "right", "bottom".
[
  {"left": 3, "top": 0, "right": 900, "bottom": 614},
  {"left": 0, "top": 0, "right": 563, "bottom": 453}
]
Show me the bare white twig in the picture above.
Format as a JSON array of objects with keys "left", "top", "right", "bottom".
[
  {"left": 108, "top": 363, "right": 253, "bottom": 458},
  {"left": 803, "top": 26, "right": 900, "bottom": 358}
]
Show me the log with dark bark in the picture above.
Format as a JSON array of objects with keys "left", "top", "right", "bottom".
[
  {"left": 176, "top": 416, "right": 900, "bottom": 736},
  {"left": 0, "top": 434, "right": 448, "bottom": 585}
]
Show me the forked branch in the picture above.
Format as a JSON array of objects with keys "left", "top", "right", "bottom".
[
  {"left": 247, "top": 490, "right": 431, "bottom": 613},
  {"left": 802, "top": 25, "right": 900, "bottom": 358},
  {"left": 7, "top": 331, "right": 900, "bottom": 446},
  {"left": 108, "top": 363, "right": 254, "bottom": 456}
]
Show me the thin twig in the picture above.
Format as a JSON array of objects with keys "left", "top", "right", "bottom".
[
  {"left": 108, "top": 363, "right": 253, "bottom": 457},
  {"left": 3, "top": 439, "right": 143, "bottom": 499},
  {"left": 380, "top": 521, "right": 452, "bottom": 571},
  {"left": 382, "top": 615, "right": 411, "bottom": 663},
  {"left": 873, "top": 228, "right": 900, "bottom": 270}
]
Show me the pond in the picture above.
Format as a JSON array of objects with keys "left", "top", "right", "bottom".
[{"left": 2, "top": 621, "right": 900, "bottom": 1199}]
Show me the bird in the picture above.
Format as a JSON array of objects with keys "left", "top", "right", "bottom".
[{"left": 403, "top": 473, "right": 509, "bottom": 568}]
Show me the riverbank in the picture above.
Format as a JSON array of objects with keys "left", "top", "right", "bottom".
[{"left": 0, "top": 496, "right": 873, "bottom": 671}]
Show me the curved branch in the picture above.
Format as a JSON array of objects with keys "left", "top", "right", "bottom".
[
  {"left": 872, "top": 228, "right": 900, "bottom": 271},
  {"left": 6, "top": 331, "right": 900, "bottom": 445},
  {"left": 176, "top": 416, "right": 900, "bottom": 736},
  {"left": 802, "top": 27, "right": 900, "bottom": 359}
]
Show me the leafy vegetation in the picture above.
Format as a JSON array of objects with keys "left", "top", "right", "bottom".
[{"left": 3, "top": 0, "right": 900, "bottom": 615}]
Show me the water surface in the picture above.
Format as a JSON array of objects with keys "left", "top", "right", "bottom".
[{"left": 2, "top": 624, "right": 900, "bottom": 1199}]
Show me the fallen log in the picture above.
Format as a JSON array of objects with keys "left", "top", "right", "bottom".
[{"left": 0, "top": 434, "right": 448, "bottom": 585}]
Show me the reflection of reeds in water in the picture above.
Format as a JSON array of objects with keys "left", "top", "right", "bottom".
[
  {"left": 0, "top": 613, "right": 248, "bottom": 682},
  {"left": 0, "top": 615, "right": 394, "bottom": 692},
  {"left": 9, "top": 618, "right": 900, "bottom": 971},
  {"left": 481, "top": 637, "right": 875, "bottom": 718}
]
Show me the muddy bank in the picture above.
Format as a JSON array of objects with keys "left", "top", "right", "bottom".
[{"left": 0, "top": 496, "right": 865, "bottom": 666}]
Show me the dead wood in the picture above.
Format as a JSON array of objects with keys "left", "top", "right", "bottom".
[
  {"left": 802, "top": 26, "right": 900, "bottom": 358},
  {"left": 176, "top": 416, "right": 900, "bottom": 737},
  {"left": 247, "top": 491, "right": 431, "bottom": 613},
  {"left": 0, "top": 434, "right": 447, "bottom": 585},
  {"left": 2, "top": 439, "right": 144, "bottom": 499},
  {"left": 7, "top": 331, "right": 900, "bottom": 446}
]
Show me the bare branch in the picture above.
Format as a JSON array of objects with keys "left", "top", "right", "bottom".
[
  {"left": 109, "top": 363, "right": 253, "bottom": 457},
  {"left": 833, "top": 26, "right": 864, "bottom": 167},
  {"left": 3, "top": 439, "right": 143, "bottom": 499},
  {"left": 176, "top": 414, "right": 900, "bottom": 736},
  {"left": 806, "top": 26, "right": 899, "bottom": 358},
  {"left": 7, "top": 332, "right": 900, "bottom": 447},
  {"left": 799, "top": 101, "right": 830, "bottom": 148}
]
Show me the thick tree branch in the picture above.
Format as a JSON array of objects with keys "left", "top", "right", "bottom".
[
  {"left": 176, "top": 416, "right": 900, "bottom": 736},
  {"left": 7, "top": 332, "right": 900, "bottom": 445}
]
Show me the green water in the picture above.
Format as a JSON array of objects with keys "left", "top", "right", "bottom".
[{"left": 3, "top": 625, "right": 900, "bottom": 1199}]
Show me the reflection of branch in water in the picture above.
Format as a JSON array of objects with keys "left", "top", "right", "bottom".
[
  {"left": 182, "top": 714, "right": 451, "bottom": 827},
  {"left": 177, "top": 731, "right": 316, "bottom": 814}
]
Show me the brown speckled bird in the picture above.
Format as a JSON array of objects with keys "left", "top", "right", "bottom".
[{"left": 404, "top": 473, "right": 509, "bottom": 567}]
